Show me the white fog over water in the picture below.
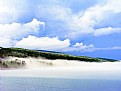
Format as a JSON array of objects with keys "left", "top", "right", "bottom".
[{"left": 1, "top": 57, "right": 121, "bottom": 80}]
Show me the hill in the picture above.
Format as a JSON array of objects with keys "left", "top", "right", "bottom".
[{"left": 0, "top": 47, "right": 118, "bottom": 62}]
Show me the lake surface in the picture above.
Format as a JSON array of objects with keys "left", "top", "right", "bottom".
[{"left": 1, "top": 77, "right": 121, "bottom": 91}]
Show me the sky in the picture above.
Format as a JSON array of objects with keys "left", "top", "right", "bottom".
[{"left": 0, "top": 0, "right": 121, "bottom": 60}]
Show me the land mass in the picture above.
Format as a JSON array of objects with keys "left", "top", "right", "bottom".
[
  {"left": 0, "top": 47, "right": 118, "bottom": 61},
  {"left": 0, "top": 47, "right": 119, "bottom": 69}
]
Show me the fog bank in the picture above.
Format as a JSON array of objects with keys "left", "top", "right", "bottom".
[{"left": 1, "top": 57, "right": 121, "bottom": 80}]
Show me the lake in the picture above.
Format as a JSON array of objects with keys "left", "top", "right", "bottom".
[{"left": 1, "top": 77, "right": 121, "bottom": 91}]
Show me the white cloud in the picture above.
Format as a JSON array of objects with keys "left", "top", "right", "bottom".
[
  {"left": 0, "top": 18, "right": 45, "bottom": 40},
  {"left": 73, "top": 42, "right": 94, "bottom": 48},
  {"left": 69, "top": 0, "right": 121, "bottom": 37},
  {"left": 63, "top": 42, "right": 121, "bottom": 52},
  {"left": 37, "top": 0, "right": 121, "bottom": 37},
  {"left": 63, "top": 42, "right": 94, "bottom": 52},
  {"left": 94, "top": 27, "right": 121, "bottom": 36},
  {"left": 69, "top": 4, "right": 110, "bottom": 34},
  {"left": 1, "top": 0, "right": 121, "bottom": 39},
  {"left": 0, "top": 37, "right": 16, "bottom": 47},
  {"left": 37, "top": 4, "right": 96, "bottom": 35},
  {"left": 0, "top": 0, "right": 29, "bottom": 23},
  {"left": 68, "top": 5, "right": 103, "bottom": 34},
  {"left": 37, "top": 4, "right": 72, "bottom": 21},
  {"left": 15, "top": 35, "right": 70, "bottom": 51},
  {"left": 105, "top": 0, "right": 121, "bottom": 13}
]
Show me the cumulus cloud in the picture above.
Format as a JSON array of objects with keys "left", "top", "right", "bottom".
[
  {"left": 94, "top": 27, "right": 121, "bottom": 36},
  {"left": 37, "top": 5, "right": 71, "bottom": 21},
  {"left": 37, "top": 0, "right": 121, "bottom": 37},
  {"left": 0, "top": 37, "right": 11, "bottom": 47},
  {"left": 0, "top": 0, "right": 29, "bottom": 23},
  {"left": 69, "top": 0, "right": 121, "bottom": 36},
  {"left": 0, "top": 37, "right": 17, "bottom": 47},
  {"left": 1, "top": 0, "right": 121, "bottom": 39},
  {"left": 105, "top": 0, "right": 121, "bottom": 13},
  {"left": 15, "top": 35, "right": 70, "bottom": 51},
  {"left": 15, "top": 38, "right": 96, "bottom": 52},
  {"left": 0, "top": 18, "right": 45, "bottom": 40},
  {"left": 68, "top": 5, "right": 103, "bottom": 34},
  {"left": 63, "top": 42, "right": 94, "bottom": 52},
  {"left": 73, "top": 42, "right": 94, "bottom": 48},
  {"left": 63, "top": 42, "right": 121, "bottom": 52}
]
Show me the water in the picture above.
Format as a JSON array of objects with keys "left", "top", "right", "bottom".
[{"left": 1, "top": 77, "right": 121, "bottom": 91}]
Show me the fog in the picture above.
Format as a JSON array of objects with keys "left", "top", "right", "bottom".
[{"left": 1, "top": 57, "right": 121, "bottom": 80}]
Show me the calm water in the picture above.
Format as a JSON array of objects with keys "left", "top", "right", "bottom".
[{"left": 1, "top": 77, "right": 121, "bottom": 91}]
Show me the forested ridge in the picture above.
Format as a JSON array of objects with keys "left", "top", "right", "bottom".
[{"left": 0, "top": 47, "right": 118, "bottom": 62}]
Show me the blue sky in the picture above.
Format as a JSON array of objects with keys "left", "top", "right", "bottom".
[{"left": 0, "top": 0, "right": 121, "bottom": 60}]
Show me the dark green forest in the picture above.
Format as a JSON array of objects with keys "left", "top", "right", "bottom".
[{"left": 0, "top": 47, "right": 118, "bottom": 62}]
